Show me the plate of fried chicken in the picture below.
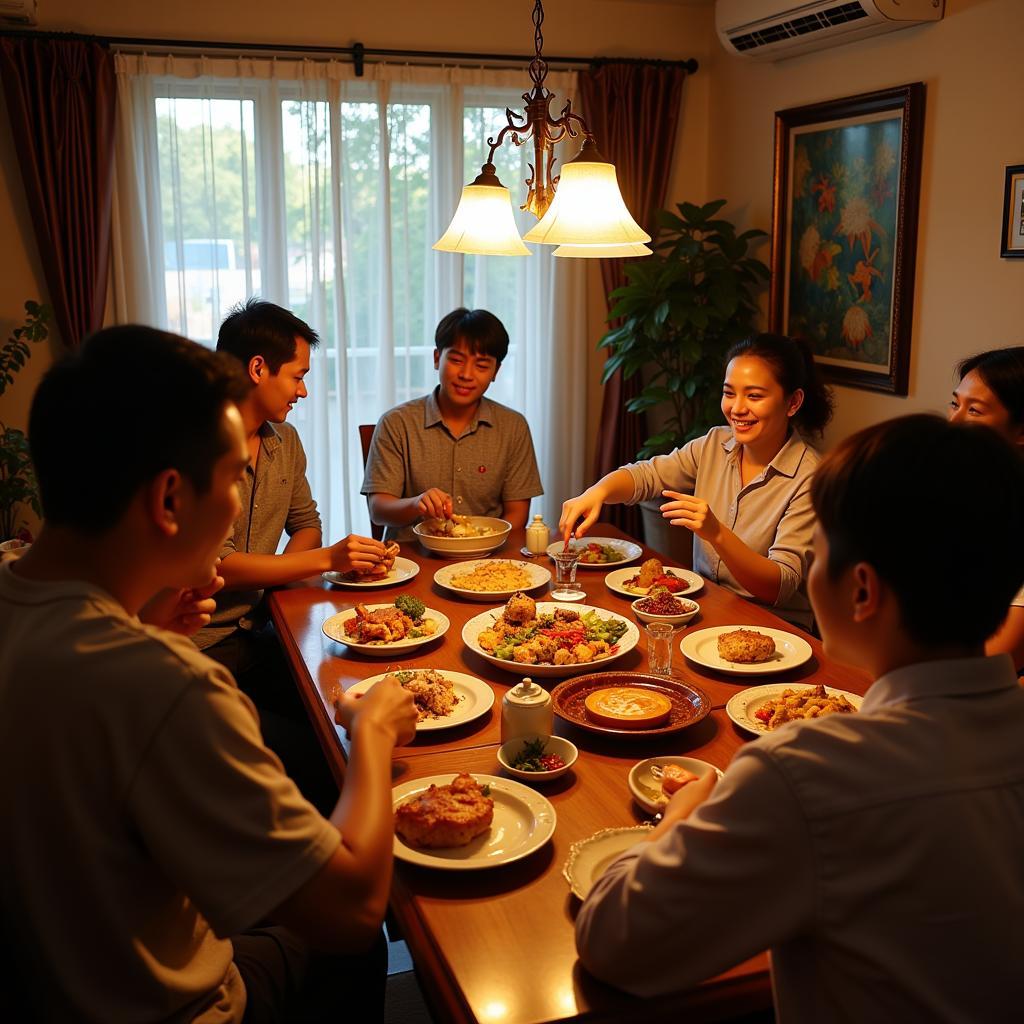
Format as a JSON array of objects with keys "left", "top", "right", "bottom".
[{"left": 323, "top": 597, "right": 450, "bottom": 655}]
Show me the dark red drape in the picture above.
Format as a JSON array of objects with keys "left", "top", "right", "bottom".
[
  {"left": 579, "top": 63, "right": 688, "bottom": 538},
  {"left": 0, "top": 37, "right": 115, "bottom": 349}
]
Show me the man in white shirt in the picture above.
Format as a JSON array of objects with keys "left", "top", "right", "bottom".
[{"left": 575, "top": 415, "right": 1024, "bottom": 1022}]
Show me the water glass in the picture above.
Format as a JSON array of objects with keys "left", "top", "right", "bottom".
[
  {"left": 646, "top": 622, "right": 675, "bottom": 675},
  {"left": 551, "top": 549, "right": 583, "bottom": 600}
]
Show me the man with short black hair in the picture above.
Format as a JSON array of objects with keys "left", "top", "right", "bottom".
[
  {"left": 363, "top": 307, "right": 543, "bottom": 540},
  {"left": 0, "top": 325, "right": 418, "bottom": 1022},
  {"left": 575, "top": 414, "right": 1024, "bottom": 1021}
]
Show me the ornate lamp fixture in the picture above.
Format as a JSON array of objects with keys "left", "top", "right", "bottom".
[{"left": 433, "top": 0, "right": 651, "bottom": 258}]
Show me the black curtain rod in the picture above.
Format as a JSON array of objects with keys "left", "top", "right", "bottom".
[{"left": 0, "top": 29, "right": 698, "bottom": 76}]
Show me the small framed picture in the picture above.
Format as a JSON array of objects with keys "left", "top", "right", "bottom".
[{"left": 1000, "top": 164, "right": 1024, "bottom": 258}]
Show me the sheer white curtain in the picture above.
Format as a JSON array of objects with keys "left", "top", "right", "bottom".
[{"left": 112, "top": 54, "right": 587, "bottom": 540}]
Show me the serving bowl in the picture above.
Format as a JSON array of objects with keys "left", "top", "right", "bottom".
[
  {"left": 413, "top": 516, "right": 512, "bottom": 556},
  {"left": 630, "top": 595, "right": 700, "bottom": 626},
  {"left": 497, "top": 735, "right": 578, "bottom": 782}
]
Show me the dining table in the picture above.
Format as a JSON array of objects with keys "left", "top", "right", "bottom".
[{"left": 268, "top": 523, "right": 871, "bottom": 1024}]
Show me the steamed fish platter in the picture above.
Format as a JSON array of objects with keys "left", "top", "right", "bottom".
[
  {"left": 623, "top": 558, "right": 689, "bottom": 595},
  {"left": 343, "top": 596, "right": 437, "bottom": 644},
  {"left": 424, "top": 515, "right": 499, "bottom": 538},
  {"left": 395, "top": 669, "right": 463, "bottom": 721},
  {"left": 477, "top": 593, "right": 629, "bottom": 667},
  {"left": 395, "top": 773, "right": 494, "bottom": 849}
]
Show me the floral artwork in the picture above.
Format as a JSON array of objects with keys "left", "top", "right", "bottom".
[{"left": 770, "top": 86, "right": 925, "bottom": 395}]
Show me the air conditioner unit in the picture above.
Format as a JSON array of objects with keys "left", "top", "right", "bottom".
[
  {"left": 716, "top": 0, "right": 944, "bottom": 61},
  {"left": 0, "top": 0, "right": 38, "bottom": 26}
]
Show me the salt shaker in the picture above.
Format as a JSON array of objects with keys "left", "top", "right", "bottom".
[
  {"left": 524, "top": 513, "right": 550, "bottom": 555},
  {"left": 501, "top": 677, "right": 554, "bottom": 741}
]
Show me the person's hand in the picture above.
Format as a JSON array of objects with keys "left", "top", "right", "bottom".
[
  {"left": 329, "top": 534, "right": 388, "bottom": 574},
  {"left": 334, "top": 674, "right": 418, "bottom": 747},
  {"left": 648, "top": 770, "right": 717, "bottom": 838},
  {"left": 559, "top": 486, "right": 605, "bottom": 544},
  {"left": 659, "top": 491, "right": 722, "bottom": 543},
  {"left": 416, "top": 488, "right": 453, "bottom": 521},
  {"left": 139, "top": 571, "right": 225, "bottom": 636}
]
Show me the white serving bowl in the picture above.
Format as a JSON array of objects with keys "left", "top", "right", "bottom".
[
  {"left": 497, "top": 734, "right": 578, "bottom": 782},
  {"left": 413, "top": 516, "right": 512, "bottom": 556},
  {"left": 631, "top": 595, "right": 700, "bottom": 626}
]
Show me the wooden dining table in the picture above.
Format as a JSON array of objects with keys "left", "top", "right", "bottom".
[{"left": 268, "top": 523, "right": 871, "bottom": 1024}]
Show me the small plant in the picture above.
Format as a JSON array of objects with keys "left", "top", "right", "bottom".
[
  {"left": 599, "top": 200, "right": 769, "bottom": 459},
  {"left": 0, "top": 301, "right": 51, "bottom": 540}
]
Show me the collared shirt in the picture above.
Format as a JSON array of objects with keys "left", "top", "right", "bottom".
[
  {"left": 575, "top": 654, "right": 1024, "bottom": 1022},
  {"left": 621, "top": 426, "right": 819, "bottom": 627},
  {"left": 195, "top": 421, "right": 321, "bottom": 650},
  {"left": 361, "top": 387, "right": 543, "bottom": 542}
]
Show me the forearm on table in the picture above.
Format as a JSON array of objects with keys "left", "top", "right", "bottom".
[
  {"left": 986, "top": 605, "right": 1024, "bottom": 672},
  {"left": 368, "top": 492, "right": 422, "bottom": 528},
  {"left": 218, "top": 548, "right": 330, "bottom": 590},
  {"left": 706, "top": 526, "right": 784, "bottom": 604}
]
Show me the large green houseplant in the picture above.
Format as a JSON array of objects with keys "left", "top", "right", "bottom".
[
  {"left": 0, "top": 301, "right": 51, "bottom": 541},
  {"left": 599, "top": 199, "right": 769, "bottom": 459}
]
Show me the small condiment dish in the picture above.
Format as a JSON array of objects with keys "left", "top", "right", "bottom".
[
  {"left": 631, "top": 595, "right": 700, "bottom": 626},
  {"left": 497, "top": 734, "right": 578, "bottom": 782}
]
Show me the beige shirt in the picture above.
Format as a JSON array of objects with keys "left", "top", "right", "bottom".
[
  {"left": 576, "top": 654, "right": 1024, "bottom": 1022},
  {"left": 0, "top": 564, "right": 340, "bottom": 1023},
  {"left": 361, "top": 387, "right": 543, "bottom": 542},
  {"left": 622, "top": 426, "right": 819, "bottom": 627}
]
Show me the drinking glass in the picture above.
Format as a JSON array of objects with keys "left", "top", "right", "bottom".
[
  {"left": 646, "top": 622, "right": 675, "bottom": 675},
  {"left": 550, "top": 549, "right": 585, "bottom": 601}
]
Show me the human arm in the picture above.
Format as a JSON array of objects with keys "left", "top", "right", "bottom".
[
  {"left": 559, "top": 469, "right": 636, "bottom": 543},
  {"left": 987, "top": 604, "right": 1024, "bottom": 672},
  {"left": 218, "top": 534, "right": 389, "bottom": 589},
  {"left": 368, "top": 488, "right": 452, "bottom": 529},
  {"left": 501, "top": 498, "right": 530, "bottom": 530}
]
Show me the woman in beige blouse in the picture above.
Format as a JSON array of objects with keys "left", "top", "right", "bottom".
[{"left": 561, "top": 334, "right": 833, "bottom": 628}]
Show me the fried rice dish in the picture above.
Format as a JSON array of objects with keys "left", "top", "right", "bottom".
[
  {"left": 394, "top": 773, "right": 494, "bottom": 848},
  {"left": 717, "top": 628, "right": 777, "bottom": 664},
  {"left": 395, "top": 669, "right": 461, "bottom": 721},
  {"left": 449, "top": 561, "right": 533, "bottom": 593},
  {"left": 754, "top": 684, "right": 857, "bottom": 730}
]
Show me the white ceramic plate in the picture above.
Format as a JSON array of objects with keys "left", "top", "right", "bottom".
[
  {"left": 725, "top": 682, "right": 863, "bottom": 735},
  {"left": 392, "top": 773, "right": 556, "bottom": 869},
  {"left": 604, "top": 565, "right": 704, "bottom": 599},
  {"left": 679, "top": 624, "right": 813, "bottom": 676},
  {"left": 433, "top": 558, "right": 551, "bottom": 601},
  {"left": 322, "top": 557, "right": 420, "bottom": 589},
  {"left": 345, "top": 670, "right": 494, "bottom": 731},
  {"left": 413, "top": 517, "right": 511, "bottom": 557},
  {"left": 546, "top": 537, "right": 643, "bottom": 569},
  {"left": 462, "top": 602, "right": 641, "bottom": 678},
  {"left": 322, "top": 604, "right": 450, "bottom": 656},
  {"left": 627, "top": 756, "right": 725, "bottom": 815},
  {"left": 563, "top": 825, "right": 652, "bottom": 900}
]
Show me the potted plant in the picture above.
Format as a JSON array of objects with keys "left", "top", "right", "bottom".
[
  {"left": 598, "top": 200, "right": 769, "bottom": 556},
  {"left": 0, "top": 301, "right": 51, "bottom": 546}
]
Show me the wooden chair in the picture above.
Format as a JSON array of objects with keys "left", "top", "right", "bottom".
[{"left": 358, "top": 424, "right": 385, "bottom": 541}]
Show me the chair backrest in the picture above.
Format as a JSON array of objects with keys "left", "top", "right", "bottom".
[{"left": 358, "top": 424, "right": 384, "bottom": 542}]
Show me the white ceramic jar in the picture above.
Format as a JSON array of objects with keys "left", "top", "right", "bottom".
[
  {"left": 501, "top": 677, "right": 554, "bottom": 741},
  {"left": 524, "top": 514, "right": 550, "bottom": 555}
]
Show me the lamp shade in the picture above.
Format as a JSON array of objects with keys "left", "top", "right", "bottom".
[
  {"left": 552, "top": 241, "right": 653, "bottom": 258},
  {"left": 522, "top": 159, "right": 651, "bottom": 247},
  {"left": 433, "top": 184, "right": 530, "bottom": 256}
]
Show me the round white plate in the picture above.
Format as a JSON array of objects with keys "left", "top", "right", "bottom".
[
  {"left": 679, "top": 624, "right": 813, "bottom": 676},
  {"left": 322, "top": 604, "right": 450, "bottom": 655},
  {"left": 346, "top": 671, "right": 494, "bottom": 731},
  {"left": 726, "top": 682, "right": 863, "bottom": 735},
  {"left": 627, "top": 756, "right": 725, "bottom": 815},
  {"left": 322, "top": 557, "right": 420, "bottom": 589},
  {"left": 462, "top": 602, "right": 641, "bottom": 678},
  {"left": 433, "top": 559, "right": 551, "bottom": 601},
  {"left": 546, "top": 537, "right": 643, "bottom": 569},
  {"left": 392, "top": 773, "right": 556, "bottom": 869},
  {"left": 563, "top": 825, "right": 652, "bottom": 900},
  {"left": 604, "top": 565, "right": 704, "bottom": 599}
]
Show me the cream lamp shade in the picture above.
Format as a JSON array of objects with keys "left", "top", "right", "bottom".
[
  {"left": 552, "top": 241, "right": 653, "bottom": 258},
  {"left": 433, "top": 183, "right": 530, "bottom": 257}
]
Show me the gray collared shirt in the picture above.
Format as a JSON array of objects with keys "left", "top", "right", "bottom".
[
  {"left": 621, "top": 426, "right": 819, "bottom": 627},
  {"left": 195, "top": 421, "right": 321, "bottom": 650},
  {"left": 361, "top": 387, "right": 543, "bottom": 542}
]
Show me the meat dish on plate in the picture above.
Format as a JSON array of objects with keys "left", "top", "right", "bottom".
[
  {"left": 394, "top": 669, "right": 462, "bottom": 721},
  {"left": 755, "top": 684, "right": 857, "bottom": 729},
  {"left": 343, "top": 596, "right": 437, "bottom": 644},
  {"left": 717, "top": 628, "right": 776, "bottom": 664},
  {"left": 622, "top": 557, "right": 690, "bottom": 595},
  {"left": 394, "top": 773, "right": 494, "bottom": 848}
]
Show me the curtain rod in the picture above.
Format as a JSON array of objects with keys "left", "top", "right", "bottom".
[{"left": 0, "top": 29, "right": 699, "bottom": 76}]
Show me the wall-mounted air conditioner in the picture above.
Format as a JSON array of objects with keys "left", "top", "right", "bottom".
[
  {"left": 716, "top": 0, "right": 944, "bottom": 61},
  {"left": 0, "top": 0, "right": 38, "bottom": 26}
]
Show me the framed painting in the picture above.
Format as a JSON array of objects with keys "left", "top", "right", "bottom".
[
  {"left": 1000, "top": 164, "right": 1024, "bottom": 258},
  {"left": 769, "top": 83, "right": 925, "bottom": 395}
]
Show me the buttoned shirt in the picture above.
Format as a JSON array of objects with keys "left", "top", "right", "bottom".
[
  {"left": 195, "top": 421, "right": 321, "bottom": 650},
  {"left": 622, "top": 426, "right": 819, "bottom": 627},
  {"left": 361, "top": 387, "right": 543, "bottom": 542},
  {"left": 575, "top": 654, "right": 1024, "bottom": 1022}
]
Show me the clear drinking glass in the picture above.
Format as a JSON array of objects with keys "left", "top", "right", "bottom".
[
  {"left": 550, "top": 549, "right": 585, "bottom": 601},
  {"left": 646, "top": 622, "right": 675, "bottom": 675}
]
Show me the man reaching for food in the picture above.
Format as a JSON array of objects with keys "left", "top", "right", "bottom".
[{"left": 361, "top": 308, "right": 543, "bottom": 541}]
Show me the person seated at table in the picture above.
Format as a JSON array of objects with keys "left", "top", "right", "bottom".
[
  {"left": 0, "top": 325, "right": 419, "bottom": 1023},
  {"left": 362, "top": 307, "right": 543, "bottom": 541},
  {"left": 949, "top": 344, "right": 1024, "bottom": 670},
  {"left": 560, "top": 333, "right": 833, "bottom": 629},
  {"left": 575, "top": 414, "right": 1024, "bottom": 1020}
]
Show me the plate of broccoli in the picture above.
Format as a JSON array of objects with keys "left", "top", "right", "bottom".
[{"left": 323, "top": 596, "right": 450, "bottom": 654}]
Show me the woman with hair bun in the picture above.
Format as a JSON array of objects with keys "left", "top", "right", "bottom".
[
  {"left": 949, "top": 345, "right": 1024, "bottom": 669},
  {"left": 561, "top": 333, "right": 833, "bottom": 628}
]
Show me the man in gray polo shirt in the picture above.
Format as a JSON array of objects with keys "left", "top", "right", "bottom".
[{"left": 362, "top": 308, "right": 543, "bottom": 541}]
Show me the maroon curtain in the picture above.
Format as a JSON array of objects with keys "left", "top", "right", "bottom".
[
  {"left": 579, "top": 63, "right": 688, "bottom": 538},
  {"left": 0, "top": 37, "right": 116, "bottom": 349}
]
